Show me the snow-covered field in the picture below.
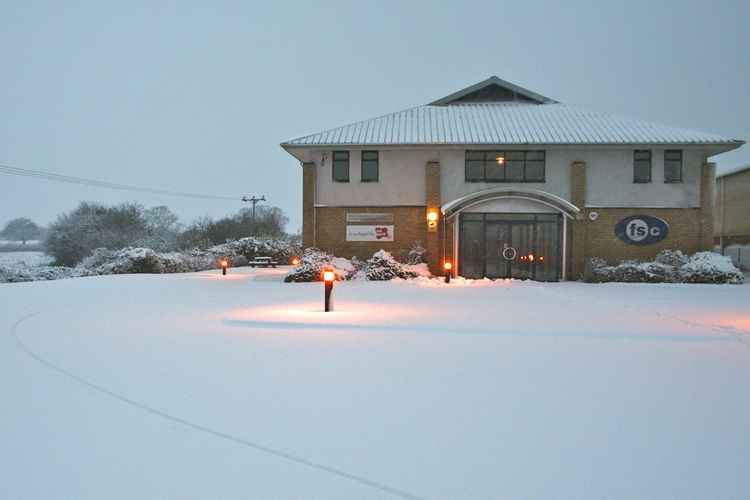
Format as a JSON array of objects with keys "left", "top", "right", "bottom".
[
  {"left": 2, "top": 268, "right": 749, "bottom": 499},
  {"left": 0, "top": 251, "right": 53, "bottom": 267}
]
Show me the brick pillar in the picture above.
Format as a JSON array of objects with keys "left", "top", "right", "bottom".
[
  {"left": 302, "top": 162, "right": 316, "bottom": 249},
  {"left": 699, "top": 162, "right": 716, "bottom": 251},
  {"left": 425, "top": 162, "right": 441, "bottom": 274},
  {"left": 569, "top": 161, "right": 587, "bottom": 279}
]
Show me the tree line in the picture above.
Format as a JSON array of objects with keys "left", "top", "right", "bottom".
[{"left": 1, "top": 202, "right": 293, "bottom": 266}]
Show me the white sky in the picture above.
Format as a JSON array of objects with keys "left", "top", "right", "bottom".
[{"left": 1, "top": 0, "right": 748, "bottom": 232}]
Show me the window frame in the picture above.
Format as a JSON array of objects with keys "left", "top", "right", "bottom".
[
  {"left": 633, "top": 150, "right": 652, "bottom": 184},
  {"left": 360, "top": 150, "right": 379, "bottom": 183},
  {"left": 663, "top": 149, "right": 683, "bottom": 183},
  {"left": 332, "top": 151, "right": 350, "bottom": 183},
  {"left": 464, "top": 150, "right": 546, "bottom": 183}
]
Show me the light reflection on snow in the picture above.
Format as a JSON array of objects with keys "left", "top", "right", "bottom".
[{"left": 224, "top": 301, "right": 431, "bottom": 327}]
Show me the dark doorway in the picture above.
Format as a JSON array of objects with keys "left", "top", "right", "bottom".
[{"left": 459, "top": 213, "right": 562, "bottom": 281}]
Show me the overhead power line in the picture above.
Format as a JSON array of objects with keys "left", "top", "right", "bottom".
[{"left": 0, "top": 164, "right": 241, "bottom": 201}]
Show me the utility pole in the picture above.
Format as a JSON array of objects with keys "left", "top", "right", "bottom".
[{"left": 241, "top": 195, "right": 266, "bottom": 235}]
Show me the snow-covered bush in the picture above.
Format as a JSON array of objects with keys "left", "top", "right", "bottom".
[
  {"left": 405, "top": 242, "right": 427, "bottom": 265},
  {"left": 283, "top": 248, "right": 356, "bottom": 282},
  {"left": 81, "top": 248, "right": 215, "bottom": 275},
  {"left": 207, "top": 237, "right": 300, "bottom": 264},
  {"left": 654, "top": 249, "right": 688, "bottom": 268},
  {"left": 364, "top": 250, "right": 419, "bottom": 281},
  {"left": 679, "top": 252, "right": 744, "bottom": 284},
  {"left": 0, "top": 263, "right": 92, "bottom": 283},
  {"left": 585, "top": 250, "right": 743, "bottom": 284}
]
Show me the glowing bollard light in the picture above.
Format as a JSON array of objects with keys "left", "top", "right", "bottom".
[
  {"left": 443, "top": 261, "right": 453, "bottom": 284},
  {"left": 291, "top": 257, "right": 300, "bottom": 266},
  {"left": 220, "top": 258, "right": 229, "bottom": 276},
  {"left": 322, "top": 268, "right": 335, "bottom": 312}
]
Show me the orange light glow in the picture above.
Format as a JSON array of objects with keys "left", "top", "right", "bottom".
[
  {"left": 496, "top": 155, "right": 505, "bottom": 165},
  {"left": 539, "top": 256, "right": 545, "bottom": 262},
  {"left": 426, "top": 210, "right": 439, "bottom": 222},
  {"left": 528, "top": 254, "right": 534, "bottom": 262},
  {"left": 291, "top": 257, "right": 300, "bottom": 266},
  {"left": 322, "top": 270, "right": 335, "bottom": 282},
  {"left": 443, "top": 261, "right": 453, "bottom": 271},
  {"left": 221, "top": 260, "right": 228, "bottom": 267}
]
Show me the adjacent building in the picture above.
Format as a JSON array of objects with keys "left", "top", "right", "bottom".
[
  {"left": 715, "top": 164, "right": 750, "bottom": 248},
  {"left": 281, "top": 77, "right": 744, "bottom": 280}
]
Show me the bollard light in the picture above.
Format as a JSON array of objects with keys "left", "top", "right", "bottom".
[
  {"left": 322, "top": 268, "right": 335, "bottom": 312},
  {"left": 443, "top": 261, "right": 453, "bottom": 284},
  {"left": 220, "top": 258, "right": 229, "bottom": 276},
  {"left": 291, "top": 257, "right": 300, "bottom": 266}
]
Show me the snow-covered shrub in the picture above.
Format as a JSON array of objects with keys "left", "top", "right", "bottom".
[
  {"left": 80, "top": 248, "right": 215, "bottom": 275},
  {"left": 0, "top": 263, "right": 91, "bottom": 283},
  {"left": 654, "top": 249, "right": 688, "bottom": 268},
  {"left": 585, "top": 251, "right": 743, "bottom": 284},
  {"left": 208, "top": 237, "right": 300, "bottom": 264},
  {"left": 284, "top": 248, "right": 355, "bottom": 282},
  {"left": 405, "top": 242, "right": 427, "bottom": 265},
  {"left": 679, "top": 252, "right": 744, "bottom": 284},
  {"left": 588, "top": 257, "right": 676, "bottom": 283},
  {"left": 364, "top": 250, "right": 419, "bottom": 281}
]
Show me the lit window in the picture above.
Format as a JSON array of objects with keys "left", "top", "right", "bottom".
[{"left": 465, "top": 150, "right": 545, "bottom": 182}]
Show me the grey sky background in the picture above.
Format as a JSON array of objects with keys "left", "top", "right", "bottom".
[{"left": 1, "top": 0, "right": 748, "bottom": 233}]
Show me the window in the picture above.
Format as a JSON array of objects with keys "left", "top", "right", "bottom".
[
  {"left": 465, "top": 150, "right": 546, "bottom": 182},
  {"left": 633, "top": 150, "right": 652, "bottom": 183},
  {"left": 332, "top": 151, "right": 350, "bottom": 182},
  {"left": 664, "top": 150, "right": 682, "bottom": 183},
  {"left": 361, "top": 151, "right": 379, "bottom": 182}
]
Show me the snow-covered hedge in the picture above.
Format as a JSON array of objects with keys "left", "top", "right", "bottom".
[
  {"left": 284, "top": 248, "right": 428, "bottom": 282},
  {"left": 0, "top": 263, "right": 92, "bottom": 283},
  {"left": 0, "top": 237, "right": 300, "bottom": 283},
  {"left": 586, "top": 250, "right": 744, "bottom": 284}
]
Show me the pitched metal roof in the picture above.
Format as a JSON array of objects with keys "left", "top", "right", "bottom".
[{"left": 281, "top": 78, "right": 744, "bottom": 149}]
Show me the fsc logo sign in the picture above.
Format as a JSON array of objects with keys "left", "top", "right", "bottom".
[{"left": 614, "top": 215, "right": 669, "bottom": 245}]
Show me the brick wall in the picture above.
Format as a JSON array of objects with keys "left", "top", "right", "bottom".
[
  {"left": 302, "top": 162, "right": 316, "bottom": 248},
  {"left": 425, "top": 162, "right": 442, "bottom": 273},
  {"left": 581, "top": 207, "right": 705, "bottom": 265},
  {"left": 314, "top": 206, "right": 427, "bottom": 262}
]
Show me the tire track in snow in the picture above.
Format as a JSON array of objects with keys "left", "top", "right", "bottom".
[{"left": 10, "top": 313, "right": 428, "bottom": 500}]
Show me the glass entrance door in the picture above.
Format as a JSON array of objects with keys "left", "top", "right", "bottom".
[{"left": 459, "top": 213, "right": 561, "bottom": 281}]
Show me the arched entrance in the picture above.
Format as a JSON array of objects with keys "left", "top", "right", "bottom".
[{"left": 442, "top": 188, "right": 580, "bottom": 281}]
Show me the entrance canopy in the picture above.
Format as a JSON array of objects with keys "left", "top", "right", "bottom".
[{"left": 441, "top": 187, "right": 581, "bottom": 219}]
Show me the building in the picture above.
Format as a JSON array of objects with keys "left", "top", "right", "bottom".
[
  {"left": 281, "top": 77, "right": 744, "bottom": 281},
  {"left": 715, "top": 164, "right": 750, "bottom": 248}
]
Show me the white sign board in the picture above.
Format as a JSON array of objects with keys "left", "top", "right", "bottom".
[{"left": 346, "top": 225, "right": 394, "bottom": 242}]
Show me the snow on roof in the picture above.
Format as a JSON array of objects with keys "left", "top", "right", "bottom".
[
  {"left": 281, "top": 77, "right": 744, "bottom": 149},
  {"left": 717, "top": 163, "right": 750, "bottom": 179}
]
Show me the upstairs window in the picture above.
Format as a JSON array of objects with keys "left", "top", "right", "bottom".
[
  {"left": 361, "top": 151, "right": 379, "bottom": 182},
  {"left": 332, "top": 151, "right": 350, "bottom": 182},
  {"left": 664, "top": 150, "right": 683, "bottom": 183},
  {"left": 633, "top": 150, "right": 652, "bottom": 183},
  {"left": 465, "top": 150, "right": 546, "bottom": 182}
]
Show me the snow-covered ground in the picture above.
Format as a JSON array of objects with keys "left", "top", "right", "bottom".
[
  {"left": 0, "top": 251, "right": 53, "bottom": 267},
  {"left": 2, "top": 268, "right": 749, "bottom": 499}
]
